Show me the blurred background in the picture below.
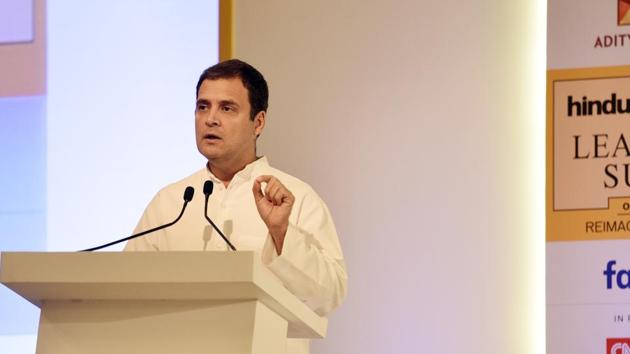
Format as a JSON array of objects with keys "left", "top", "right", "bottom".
[{"left": 0, "top": 1, "right": 545, "bottom": 353}]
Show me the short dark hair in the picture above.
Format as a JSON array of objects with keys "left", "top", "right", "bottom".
[{"left": 196, "top": 59, "right": 269, "bottom": 121}]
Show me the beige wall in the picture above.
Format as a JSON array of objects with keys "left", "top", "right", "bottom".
[{"left": 234, "top": 1, "right": 544, "bottom": 353}]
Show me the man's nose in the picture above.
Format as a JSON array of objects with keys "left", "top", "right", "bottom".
[{"left": 205, "top": 108, "right": 221, "bottom": 126}]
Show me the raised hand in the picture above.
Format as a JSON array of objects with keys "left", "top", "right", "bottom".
[{"left": 252, "top": 175, "right": 295, "bottom": 254}]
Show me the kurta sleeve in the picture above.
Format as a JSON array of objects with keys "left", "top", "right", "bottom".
[{"left": 261, "top": 190, "right": 347, "bottom": 316}]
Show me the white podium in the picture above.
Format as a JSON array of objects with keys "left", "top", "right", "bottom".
[{"left": 0, "top": 251, "right": 327, "bottom": 354}]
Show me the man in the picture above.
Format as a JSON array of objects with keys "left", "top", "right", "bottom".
[{"left": 124, "top": 59, "right": 347, "bottom": 354}]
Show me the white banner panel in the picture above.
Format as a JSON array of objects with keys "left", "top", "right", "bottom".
[{"left": 548, "top": 1, "right": 630, "bottom": 353}]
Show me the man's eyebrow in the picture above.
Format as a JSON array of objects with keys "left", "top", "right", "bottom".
[
  {"left": 219, "top": 99, "right": 239, "bottom": 107},
  {"left": 195, "top": 98, "right": 240, "bottom": 107}
]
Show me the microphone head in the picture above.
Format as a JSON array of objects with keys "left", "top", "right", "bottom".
[
  {"left": 203, "top": 180, "right": 214, "bottom": 196},
  {"left": 183, "top": 186, "right": 194, "bottom": 202}
]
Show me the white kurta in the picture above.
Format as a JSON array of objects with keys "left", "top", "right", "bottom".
[{"left": 124, "top": 157, "right": 347, "bottom": 354}]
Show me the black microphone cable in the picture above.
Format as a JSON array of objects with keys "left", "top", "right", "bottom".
[{"left": 80, "top": 186, "right": 195, "bottom": 252}]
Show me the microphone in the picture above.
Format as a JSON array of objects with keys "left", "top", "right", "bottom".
[
  {"left": 203, "top": 180, "right": 237, "bottom": 251},
  {"left": 80, "top": 186, "right": 195, "bottom": 252}
]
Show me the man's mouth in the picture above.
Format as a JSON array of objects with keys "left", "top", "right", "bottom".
[{"left": 204, "top": 133, "right": 221, "bottom": 141}]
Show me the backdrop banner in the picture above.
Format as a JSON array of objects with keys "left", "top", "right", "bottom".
[{"left": 547, "top": 1, "right": 630, "bottom": 353}]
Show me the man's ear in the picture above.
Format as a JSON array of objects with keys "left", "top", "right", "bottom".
[{"left": 254, "top": 111, "right": 266, "bottom": 137}]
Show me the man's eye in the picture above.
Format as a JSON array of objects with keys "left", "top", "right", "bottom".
[
  {"left": 222, "top": 106, "right": 234, "bottom": 112},
  {"left": 197, "top": 104, "right": 208, "bottom": 111}
]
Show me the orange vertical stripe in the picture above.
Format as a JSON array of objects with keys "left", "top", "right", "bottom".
[{"left": 219, "top": 0, "right": 233, "bottom": 61}]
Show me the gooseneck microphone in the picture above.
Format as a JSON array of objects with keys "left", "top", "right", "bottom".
[
  {"left": 80, "top": 186, "right": 195, "bottom": 252},
  {"left": 203, "top": 180, "right": 237, "bottom": 251}
]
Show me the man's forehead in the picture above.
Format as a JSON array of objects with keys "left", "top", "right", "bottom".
[{"left": 198, "top": 78, "right": 248, "bottom": 102}]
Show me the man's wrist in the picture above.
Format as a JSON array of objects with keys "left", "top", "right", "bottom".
[{"left": 269, "top": 224, "right": 288, "bottom": 255}]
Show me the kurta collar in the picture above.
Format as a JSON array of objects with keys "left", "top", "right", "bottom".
[{"left": 205, "top": 156, "right": 269, "bottom": 184}]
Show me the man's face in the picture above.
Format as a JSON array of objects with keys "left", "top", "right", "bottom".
[{"left": 195, "top": 78, "right": 264, "bottom": 166}]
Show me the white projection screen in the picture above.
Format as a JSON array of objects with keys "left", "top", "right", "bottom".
[{"left": 47, "top": 0, "right": 219, "bottom": 251}]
